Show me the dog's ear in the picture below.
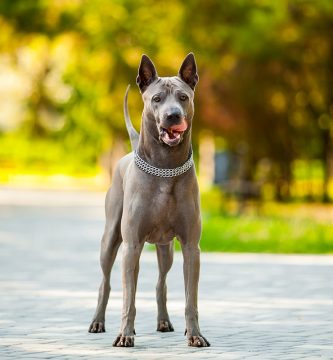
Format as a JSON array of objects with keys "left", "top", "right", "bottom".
[
  {"left": 136, "top": 54, "right": 158, "bottom": 93},
  {"left": 178, "top": 53, "right": 199, "bottom": 90}
]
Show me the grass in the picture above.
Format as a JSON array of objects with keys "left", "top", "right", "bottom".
[
  {"left": 186, "top": 187, "right": 333, "bottom": 253},
  {"left": 198, "top": 214, "right": 333, "bottom": 253},
  {"left": 151, "top": 211, "right": 333, "bottom": 254}
]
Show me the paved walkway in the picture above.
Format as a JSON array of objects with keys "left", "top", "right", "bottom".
[{"left": 1, "top": 188, "right": 333, "bottom": 359}]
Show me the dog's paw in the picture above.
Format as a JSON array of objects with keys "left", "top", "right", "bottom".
[
  {"left": 88, "top": 321, "right": 105, "bottom": 333},
  {"left": 113, "top": 334, "right": 135, "bottom": 347},
  {"left": 187, "top": 334, "right": 210, "bottom": 347},
  {"left": 157, "top": 320, "right": 174, "bottom": 332}
]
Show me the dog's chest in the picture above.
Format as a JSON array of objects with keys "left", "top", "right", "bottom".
[
  {"left": 147, "top": 182, "right": 180, "bottom": 222},
  {"left": 129, "top": 180, "right": 188, "bottom": 244}
]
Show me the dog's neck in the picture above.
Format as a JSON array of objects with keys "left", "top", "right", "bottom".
[{"left": 137, "top": 112, "right": 192, "bottom": 169}]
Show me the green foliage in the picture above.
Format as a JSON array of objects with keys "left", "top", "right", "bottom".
[
  {"left": 1, "top": 0, "right": 333, "bottom": 200},
  {"left": 0, "top": 133, "right": 98, "bottom": 174}
]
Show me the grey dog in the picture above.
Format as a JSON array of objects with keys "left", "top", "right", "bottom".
[{"left": 89, "top": 53, "right": 210, "bottom": 348}]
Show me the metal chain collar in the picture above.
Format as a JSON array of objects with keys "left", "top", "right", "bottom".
[{"left": 134, "top": 150, "right": 193, "bottom": 178}]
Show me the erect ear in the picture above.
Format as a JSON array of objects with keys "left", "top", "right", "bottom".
[
  {"left": 136, "top": 54, "right": 158, "bottom": 93},
  {"left": 178, "top": 52, "right": 199, "bottom": 90}
]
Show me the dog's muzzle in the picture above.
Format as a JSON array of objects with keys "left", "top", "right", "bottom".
[{"left": 159, "top": 118, "right": 188, "bottom": 147}]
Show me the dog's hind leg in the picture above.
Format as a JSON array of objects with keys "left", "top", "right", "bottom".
[
  {"left": 89, "top": 168, "right": 124, "bottom": 333},
  {"left": 156, "top": 242, "right": 174, "bottom": 332}
]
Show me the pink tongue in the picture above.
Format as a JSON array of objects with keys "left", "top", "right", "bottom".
[{"left": 170, "top": 120, "right": 187, "bottom": 132}]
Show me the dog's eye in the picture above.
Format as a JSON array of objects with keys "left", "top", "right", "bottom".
[
  {"left": 153, "top": 95, "right": 161, "bottom": 102},
  {"left": 179, "top": 94, "right": 188, "bottom": 101}
]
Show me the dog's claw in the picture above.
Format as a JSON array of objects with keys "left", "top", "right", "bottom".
[
  {"left": 88, "top": 321, "right": 105, "bottom": 333},
  {"left": 157, "top": 320, "right": 174, "bottom": 332},
  {"left": 113, "top": 334, "right": 135, "bottom": 347},
  {"left": 186, "top": 334, "right": 210, "bottom": 347}
]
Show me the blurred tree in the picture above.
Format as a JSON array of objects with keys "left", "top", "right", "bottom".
[
  {"left": 0, "top": 0, "right": 332, "bottom": 200},
  {"left": 180, "top": 0, "right": 333, "bottom": 201}
]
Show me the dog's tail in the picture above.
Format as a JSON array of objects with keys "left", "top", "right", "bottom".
[{"left": 124, "top": 85, "right": 139, "bottom": 151}]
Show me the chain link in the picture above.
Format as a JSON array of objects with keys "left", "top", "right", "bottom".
[{"left": 134, "top": 150, "right": 193, "bottom": 177}]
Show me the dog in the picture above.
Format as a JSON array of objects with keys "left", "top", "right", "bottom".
[{"left": 89, "top": 53, "right": 210, "bottom": 348}]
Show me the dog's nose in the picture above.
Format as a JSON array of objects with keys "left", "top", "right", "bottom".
[{"left": 165, "top": 109, "right": 182, "bottom": 123}]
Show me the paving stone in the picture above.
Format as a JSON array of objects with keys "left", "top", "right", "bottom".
[{"left": 1, "top": 189, "right": 333, "bottom": 359}]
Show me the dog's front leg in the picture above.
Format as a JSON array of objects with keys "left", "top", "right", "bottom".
[
  {"left": 156, "top": 242, "right": 174, "bottom": 332},
  {"left": 181, "top": 242, "right": 210, "bottom": 347},
  {"left": 113, "top": 241, "right": 144, "bottom": 347}
]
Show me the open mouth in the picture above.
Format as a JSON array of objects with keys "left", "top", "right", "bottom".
[{"left": 159, "top": 121, "right": 188, "bottom": 147}]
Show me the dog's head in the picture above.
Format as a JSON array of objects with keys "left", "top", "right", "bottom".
[{"left": 136, "top": 53, "right": 198, "bottom": 147}]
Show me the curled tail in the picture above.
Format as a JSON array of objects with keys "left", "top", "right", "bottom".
[{"left": 124, "top": 85, "right": 139, "bottom": 151}]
